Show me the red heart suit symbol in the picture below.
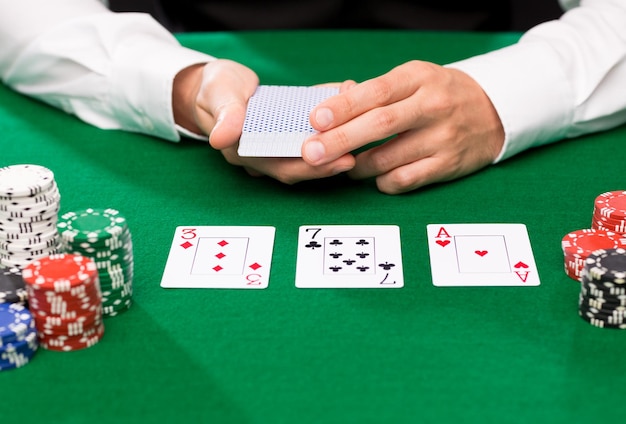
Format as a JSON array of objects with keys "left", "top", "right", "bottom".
[{"left": 475, "top": 250, "right": 488, "bottom": 257}]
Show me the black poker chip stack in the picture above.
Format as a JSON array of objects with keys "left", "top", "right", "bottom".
[{"left": 578, "top": 248, "right": 626, "bottom": 329}]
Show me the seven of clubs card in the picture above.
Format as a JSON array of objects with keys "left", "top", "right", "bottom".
[
  {"left": 426, "top": 223, "right": 540, "bottom": 287},
  {"left": 160, "top": 226, "right": 275, "bottom": 289},
  {"left": 295, "top": 225, "right": 404, "bottom": 288}
]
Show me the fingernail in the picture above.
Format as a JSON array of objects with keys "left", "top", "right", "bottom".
[
  {"left": 314, "top": 107, "right": 333, "bottom": 129},
  {"left": 303, "top": 140, "right": 326, "bottom": 164}
]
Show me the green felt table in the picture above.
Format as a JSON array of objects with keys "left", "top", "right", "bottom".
[{"left": 1, "top": 30, "right": 626, "bottom": 424}]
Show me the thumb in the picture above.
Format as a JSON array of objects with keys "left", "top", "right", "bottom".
[{"left": 207, "top": 101, "right": 247, "bottom": 150}]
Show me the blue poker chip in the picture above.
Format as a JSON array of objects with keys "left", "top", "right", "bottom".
[
  {"left": 0, "top": 303, "right": 34, "bottom": 345},
  {"left": 0, "top": 329, "right": 38, "bottom": 371}
]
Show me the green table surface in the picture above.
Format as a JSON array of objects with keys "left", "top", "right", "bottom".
[{"left": 1, "top": 30, "right": 625, "bottom": 424}]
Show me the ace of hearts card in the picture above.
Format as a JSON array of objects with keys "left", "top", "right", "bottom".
[{"left": 426, "top": 223, "right": 540, "bottom": 287}]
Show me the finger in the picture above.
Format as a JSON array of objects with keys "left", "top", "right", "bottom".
[
  {"left": 247, "top": 155, "right": 355, "bottom": 185},
  {"left": 347, "top": 131, "right": 431, "bottom": 180},
  {"left": 242, "top": 167, "right": 265, "bottom": 178},
  {"left": 338, "top": 80, "right": 357, "bottom": 93},
  {"left": 312, "top": 82, "right": 342, "bottom": 88},
  {"left": 369, "top": 146, "right": 494, "bottom": 195},
  {"left": 221, "top": 148, "right": 356, "bottom": 185},
  {"left": 302, "top": 95, "right": 423, "bottom": 166},
  {"left": 309, "top": 61, "right": 426, "bottom": 131},
  {"left": 373, "top": 156, "right": 447, "bottom": 194}
]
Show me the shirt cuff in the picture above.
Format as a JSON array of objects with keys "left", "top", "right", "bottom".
[
  {"left": 447, "top": 40, "right": 573, "bottom": 162},
  {"left": 176, "top": 124, "right": 209, "bottom": 141},
  {"left": 109, "top": 14, "right": 214, "bottom": 142}
]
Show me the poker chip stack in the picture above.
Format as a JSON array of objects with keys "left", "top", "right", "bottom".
[
  {"left": 57, "top": 208, "right": 134, "bottom": 317},
  {"left": 22, "top": 253, "right": 104, "bottom": 351},
  {"left": 0, "top": 164, "right": 62, "bottom": 269},
  {"left": 578, "top": 248, "right": 626, "bottom": 329},
  {"left": 561, "top": 229, "right": 626, "bottom": 281},
  {"left": 592, "top": 191, "right": 626, "bottom": 235},
  {"left": 0, "top": 266, "right": 28, "bottom": 306},
  {"left": 0, "top": 303, "right": 38, "bottom": 371}
]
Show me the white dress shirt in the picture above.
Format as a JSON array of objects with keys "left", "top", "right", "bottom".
[
  {"left": 0, "top": 0, "right": 213, "bottom": 141},
  {"left": 449, "top": 0, "right": 626, "bottom": 160},
  {"left": 0, "top": 0, "right": 624, "bottom": 163}
]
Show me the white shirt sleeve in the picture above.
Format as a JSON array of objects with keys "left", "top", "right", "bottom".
[
  {"left": 448, "top": 0, "right": 626, "bottom": 161},
  {"left": 0, "top": 0, "right": 214, "bottom": 142}
]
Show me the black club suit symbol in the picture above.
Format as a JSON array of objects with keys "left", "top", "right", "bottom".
[
  {"left": 305, "top": 241, "right": 322, "bottom": 250},
  {"left": 378, "top": 262, "right": 395, "bottom": 271}
]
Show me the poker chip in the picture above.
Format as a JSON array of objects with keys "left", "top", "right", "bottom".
[
  {"left": 38, "top": 322, "right": 104, "bottom": 351},
  {"left": 584, "top": 248, "right": 626, "bottom": 284},
  {"left": 0, "top": 302, "right": 34, "bottom": 344},
  {"left": 57, "top": 208, "right": 134, "bottom": 317},
  {"left": 0, "top": 165, "right": 62, "bottom": 269},
  {"left": 0, "top": 330, "right": 38, "bottom": 371},
  {"left": 592, "top": 220, "right": 626, "bottom": 235},
  {"left": 22, "top": 253, "right": 104, "bottom": 351},
  {"left": 0, "top": 266, "right": 27, "bottom": 305},
  {"left": 57, "top": 208, "right": 127, "bottom": 244},
  {"left": 0, "top": 164, "right": 55, "bottom": 197},
  {"left": 594, "top": 191, "right": 626, "bottom": 220},
  {"left": 578, "top": 248, "right": 626, "bottom": 329},
  {"left": 0, "top": 303, "right": 38, "bottom": 370},
  {"left": 561, "top": 229, "right": 626, "bottom": 281},
  {"left": 592, "top": 191, "right": 626, "bottom": 235}
]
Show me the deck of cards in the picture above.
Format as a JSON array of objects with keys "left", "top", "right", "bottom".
[
  {"left": 237, "top": 85, "right": 339, "bottom": 157},
  {"left": 159, "top": 223, "right": 540, "bottom": 289}
]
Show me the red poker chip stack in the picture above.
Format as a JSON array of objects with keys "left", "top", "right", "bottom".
[
  {"left": 592, "top": 191, "right": 626, "bottom": 234},
  {"left": 561, "top": 229, "right": 626, "bottom": 281},
  {"left": 21, "top": 253, "right": 104, "bottom": 351}
]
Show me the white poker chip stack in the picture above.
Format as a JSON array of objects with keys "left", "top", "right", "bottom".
[{"left": 0, "top": 165, "right": 62, "bottom": 269}]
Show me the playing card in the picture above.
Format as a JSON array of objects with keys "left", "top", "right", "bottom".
[
  {"left": 295, "top": 225, "right": 404, "bottom": 288},
  {"left": 426, "top": 223, "right": 540, "bottom": 287},
  {"left": 160, "top": 226, "right": 275, "bottom": 289},
  {"left": 237, "top": 85, "right": 339, "bottom": 157}
]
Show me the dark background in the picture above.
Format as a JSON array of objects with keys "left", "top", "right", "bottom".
[{"left": 108, "top": 0, "right": 564, "bottom": 32}]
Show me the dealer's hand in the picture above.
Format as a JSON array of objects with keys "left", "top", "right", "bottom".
[{"left": 303, "top": 61, "right": 505, "bottom": 194}]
